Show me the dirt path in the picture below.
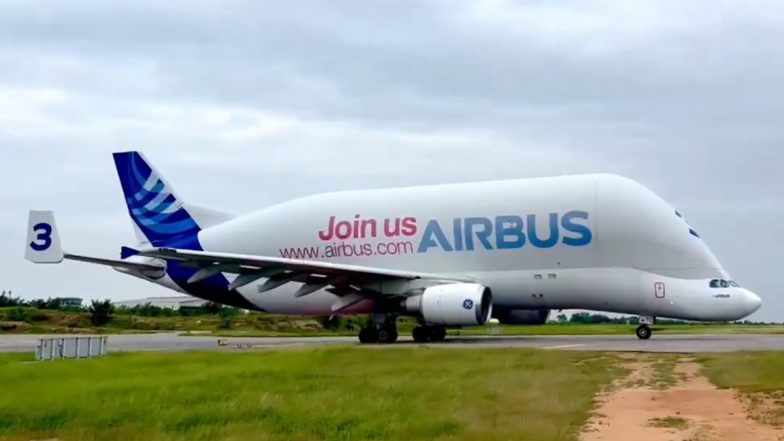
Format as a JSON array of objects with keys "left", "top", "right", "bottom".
[{"left": 581, "top": 356, "right": 784, "bottom": 441}]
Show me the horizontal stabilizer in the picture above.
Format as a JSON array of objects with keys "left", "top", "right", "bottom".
[{"left": 25, "top": 210, "right": 165, "bottom": 278}]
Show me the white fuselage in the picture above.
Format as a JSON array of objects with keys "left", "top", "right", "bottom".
[{"left": 154, "top": 173, "right": 761, "bottom": 321}]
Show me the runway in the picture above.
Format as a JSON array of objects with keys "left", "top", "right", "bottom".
[{"left": 2, "top": 333, "right": 784, "bottom": 353}]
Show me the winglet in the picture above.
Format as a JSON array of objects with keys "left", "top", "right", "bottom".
[{"left": 25, "top": 210, "right": 64, "bottom": 264}]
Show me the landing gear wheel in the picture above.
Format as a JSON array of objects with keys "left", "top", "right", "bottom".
[
  {"left": 412, "top": 326, "right": 429, "bottom": 343},
  {"left": 412, "top": 326, "right": 447, "bottom": 342},
  {"left": 636, "top": 324, "right": 652, "bottom": 340},
  {"left": 377, "top": 328, "right": 398, "bottom": 344},
  {"left": 358, "top": 327, "right": 379, "bottom": 344},
  {"left": 430, "top": 326, "right": 447, "bottom": 342}
]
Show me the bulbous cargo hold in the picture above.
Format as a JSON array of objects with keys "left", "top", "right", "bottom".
[{"left": 593, "top": 174, "right": 726, "bottom": 280}]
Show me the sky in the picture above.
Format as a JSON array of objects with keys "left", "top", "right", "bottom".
[{"left": 0, "top": 0, "right": 781, "bottom": 321}]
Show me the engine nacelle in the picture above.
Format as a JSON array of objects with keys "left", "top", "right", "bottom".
[
  {"left": 492, "top": 308, "right": 551, "bottom": 325},
  {"left": 405, "top": 283, "right": 493, "bottom": 326}
]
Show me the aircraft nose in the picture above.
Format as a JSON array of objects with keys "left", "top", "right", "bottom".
[{"left": 743, "top": 289, "right": 762, "bottom": 314}]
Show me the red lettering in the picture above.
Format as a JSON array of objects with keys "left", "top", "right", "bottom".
[
  {"left": 353, "top": 214, "right": 361, "bottom": 238},
  {"left": 335, "top": 221, "right": 352, "bottom": 240},
  {"left": 360, "top": 219, "right": 377, "bottom": 238},
  {"left": 401, "top": 217, "right": 417, "bottom": 236},
  {"left": 318, "top": 216, "right": 336, "bottom": 241},
  {"left": 384, "top": 218, "right": 401, "bottom": 237}
]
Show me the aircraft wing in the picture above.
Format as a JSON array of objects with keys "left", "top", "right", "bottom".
[{"left": 136, "top": 247, "right": 472, "bottom": 310}]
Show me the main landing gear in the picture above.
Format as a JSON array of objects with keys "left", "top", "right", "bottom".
[
  {"left": 636, "top": 316, "right": 655, "bottom": 340},
  {"left": 358, "top": 314, "right": 399, "bottom": 344},
  {"left": 357, "top": 316, "right": 447, "bottom": 344},
  {"left": 358, "top": 325, "right": 399, "bottom": 344}
]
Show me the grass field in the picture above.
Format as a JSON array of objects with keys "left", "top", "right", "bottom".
[
  {"left": 700, "top": 352, "right": 784, "bottom": 392},
  {"left": 0, "top": 348, "right": 622, "bottom": 441},
  {"left": 700, "top": 352, "right": 784, "bottom": 427}
]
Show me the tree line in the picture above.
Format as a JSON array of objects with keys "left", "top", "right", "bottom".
[{"left": 0, "top": 291, "right": 239, "bottom": 327}]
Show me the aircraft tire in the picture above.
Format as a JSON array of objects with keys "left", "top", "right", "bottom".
[
  {"left": 377, "top": 328, "right": 398, "bottom": 344},
  {"left": 412, "top": 326, "right": 429, "bottom": 343},
  {"left": 430, "top": 326, "right": 447, "bottom": 342},
  {"left": 636, "top": 324, "right": 652, "bottom": 340},
  {"left": 358, "top": 327, "right": 379, "bottom": 344}
]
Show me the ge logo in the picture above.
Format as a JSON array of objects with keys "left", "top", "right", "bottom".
[
  {"left": 29, "top": 223, "right": 53, "bottom": 251},
  {"left": 462, "top": 299, "right": 474, "bottom": 310}
]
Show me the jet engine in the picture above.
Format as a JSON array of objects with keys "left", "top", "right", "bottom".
[
  {"left": 404, "top": 283, "right": 493, "bottom": 326},
  {"left": 492, "top": 308, "right": 551, "bottom": 325}
]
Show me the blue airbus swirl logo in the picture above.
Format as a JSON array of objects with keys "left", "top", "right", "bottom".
[{"left": 462, "top": 299, "right": 474, "bottom": 310}]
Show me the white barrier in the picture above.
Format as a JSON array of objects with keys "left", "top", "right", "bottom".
[{"left": 35, "top": 336, "right": 108, "bottom": 361}]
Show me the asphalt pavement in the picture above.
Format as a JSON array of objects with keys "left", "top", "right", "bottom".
[{"left": 2, "top": 332, "right": 783, "bottom": 353}]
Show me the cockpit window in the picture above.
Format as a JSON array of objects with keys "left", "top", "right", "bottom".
[
  {"left": 675, "top": 210, "right": 682, "bottom": 218},
  {"left": 710, "top": 279, "right": 738, "bottom": 288}
]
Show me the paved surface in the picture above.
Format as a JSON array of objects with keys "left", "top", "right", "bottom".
[{"left": 3, "top": 333, "right": 784, "bottom": 353}]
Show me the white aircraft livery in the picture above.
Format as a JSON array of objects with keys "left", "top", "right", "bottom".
[{"left": 25, "top": 151, "right": 762, "bottom": 342}]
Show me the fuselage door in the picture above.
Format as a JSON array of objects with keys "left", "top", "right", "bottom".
[{"left": 654, "top": 282, "right": 666, "bottom": 299}]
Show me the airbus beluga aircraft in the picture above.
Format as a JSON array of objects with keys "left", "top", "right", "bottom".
[{"left": 25, "top": 152, "right": 761, "bottom": 343}]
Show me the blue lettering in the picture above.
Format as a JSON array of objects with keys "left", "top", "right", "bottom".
[
  {"left": 29, "top": 222, "right": 53, "bottom": 251},
  {"left": 417, "top": 220, "right": 453, "bottom": 253},
  {"left": 561, "top": 210, "right": 592, "bottom": 246},
  {"left": 495, "top": 215, "right": 525, "bottom": 249},
  {"left": 417, "top": 211, "right": 593, "bottom": 253},
  {"left": 453, "top": 218, "right": 463, "bottom": 251},
  {"left": 464, "top": 217, "right": 493, "bottom": 250},
  {"left": 527, "top": 213, "right": 559, "bottom": 248}
]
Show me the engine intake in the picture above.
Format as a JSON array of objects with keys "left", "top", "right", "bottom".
[{"left": 405, "top": 283, "right": 493, "bottom": 326}]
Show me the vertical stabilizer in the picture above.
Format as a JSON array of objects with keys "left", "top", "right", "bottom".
[{"left": 113, "top": 151, "right": 203, "bottom": 246}]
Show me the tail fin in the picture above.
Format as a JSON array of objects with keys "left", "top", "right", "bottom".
[
  {"left": 112, "top": 151, "right": 232, "bottom": 246},
  {"left": 25, "top": 210, "right": 64, "bottom": 263}
]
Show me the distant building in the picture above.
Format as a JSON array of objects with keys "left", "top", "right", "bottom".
[
  {"left": 59, "top": 297, "right": 83, "bottom": 308},
  {"left": 113, "top": 296, "right": 207, "bottom": 310}
]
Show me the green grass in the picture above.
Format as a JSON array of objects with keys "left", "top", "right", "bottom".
[
  {"left": 646, "top": 416, "right": 688, "bottom": 430},
  {"left": 649, "top": 356, "right": 679, "bottom": 390},
  {"left": 700, "top": 352, "right": 784, "bottom": 426},
  {"left": 699, "top": 352, "right": 784, "bottom": 392},
  {"left": 0, "top": 348, "right": 621, "bottom": 441}
]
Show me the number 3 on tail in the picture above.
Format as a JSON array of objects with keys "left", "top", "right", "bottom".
[{"left": 30, "top": 223, "right": 53, "bottom": 251}]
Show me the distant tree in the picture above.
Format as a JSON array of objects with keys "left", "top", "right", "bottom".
[
  {"left": 88, "top": 299, "right": 114, "bottom": 326},
  {"left": 218, "top": 307, "right": 238, "bottom": 329},
  {"left": 0, "top": 291, "right": 24, "bottom": 307},
  {"left": 556, "top": 313, "right": 568, "bottom": 324},
  {"left": 569, "top": 312, "right": 612, "bottom": 324}
]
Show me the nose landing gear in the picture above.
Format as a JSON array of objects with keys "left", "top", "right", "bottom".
[
  {"left": 636, "top": 316, "right": 655, "bottom": 340},
  {"left": 636, "top": 324, "right": 652, "bottom": 340}
]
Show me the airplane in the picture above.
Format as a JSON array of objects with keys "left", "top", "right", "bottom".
[{"left": 25, "top": 151, "right": 762, "bottom": 343}]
